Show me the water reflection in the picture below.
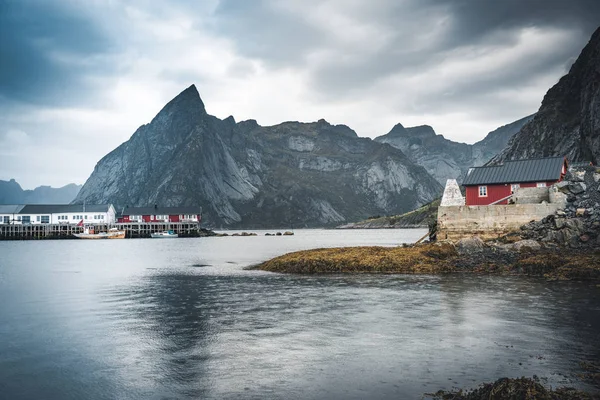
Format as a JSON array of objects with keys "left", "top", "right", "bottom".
[
  {"left": 1, "top": 232, "right": 599, "bottom": 400},
  {"left": 99, "top": 272, "right": 600, "bottom": 399}
]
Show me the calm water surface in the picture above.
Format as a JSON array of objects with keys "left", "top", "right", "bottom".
[{"left": 0, "top": 229, "right": 599, "bottom": 399}]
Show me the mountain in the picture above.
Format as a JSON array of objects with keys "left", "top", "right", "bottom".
[
  {"left": 374, "top": 115, "right": 534, "bottom": 185},
  {"left": 491, "top": 26, "right": 600, "bottom": 164},
  {"left": 74, "top": 85, "right": 442, "bottom": 228},
  {"left": 0, "top": 179, "right": 81, "bottom": 204},
  {"left": 338, "top": 199, "right": 440, "bottom": 229}
]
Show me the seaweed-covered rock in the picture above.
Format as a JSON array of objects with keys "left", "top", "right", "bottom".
[
  {"left": 429, "top": 376, "right": 597, "bottom": 400},
  {"left": 456, "top": 236, "right": 486, "bottom": 254}
]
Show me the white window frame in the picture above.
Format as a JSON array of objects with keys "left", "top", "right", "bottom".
[
  {"left": 536, "top": 182, "right": 546, "bottom": 188},
  {"left": 511, "top": 184, "right": 520, "bottom": 193},
  {"left": 478, "top": 186, "right": 488, "bottom": 197}
]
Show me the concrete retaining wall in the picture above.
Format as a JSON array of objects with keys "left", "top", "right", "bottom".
[{"left": 437, "top": 203, "right": 562, "bottom": 240}]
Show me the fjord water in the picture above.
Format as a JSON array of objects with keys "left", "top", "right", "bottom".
[{"left": 0, "top": 229, "right": 599, "bottom": 399}]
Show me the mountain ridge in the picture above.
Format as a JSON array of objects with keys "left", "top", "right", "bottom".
[
  {"left": 490, "top": 26, "right": 600, "bottom": 164},
  {"left": 74, "top": 87, "right": 443, "bottom": 228},
  {"left": 374, "top": 114, "right": 535, "bottom": 185},
  {"left": 0, "top": 179, "right": 81, "bottom": 204}
]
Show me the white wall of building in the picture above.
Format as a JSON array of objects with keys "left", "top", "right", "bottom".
[{"left": 2, "top": 205, "right": 116, "bottom": 225}]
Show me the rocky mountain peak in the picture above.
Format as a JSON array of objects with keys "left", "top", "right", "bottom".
[
  {"left": 405, "top": 125, "right": 436, "bottom": 138},
  {"left": 375, "top": 116, "right": 533, "bottom": 185},
  {"left": 75, "top": 86, "right": 442, "bottom": 228},
  {"left": 387, "top": 123, "right": 407, "bottom": 137}
]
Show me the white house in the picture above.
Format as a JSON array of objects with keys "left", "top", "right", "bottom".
[
  {"left": 0, "top": 205, "right": 25, "bottom": 225},
  {"left": 3, "top": 204, "right": 117, "bottom": 225}
]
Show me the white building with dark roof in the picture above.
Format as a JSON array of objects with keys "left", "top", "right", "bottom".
[
  {"left": 0, "top": 205, "right": 25, "bottom": 225},
  {"left": 1, "top": 204, "right": 116, "bottom": 225}
]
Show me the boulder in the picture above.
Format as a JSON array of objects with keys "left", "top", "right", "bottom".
[
  {"left": 512, "top": 240, "right": 541, "bottom": 251},
  {"left": 571, "top": 170, "right": 586, "bottom": 182},
  {"left": 283, "top": 231, "right": 294, "bottom": 236},
  {"left": 565, "top": 218, "right": 585, "bottom": 232},
  {"left": 568, "top": 182, "right": 586, "bottom": 194},
  {"left": 554, "top": 218, "right": 567, "bottom": 229},
  {"left": 455, "top": 236, "right": 486, "bottom": 254},
  {"left": 555, "top": 181, "right": 570, "bottom": 193}
]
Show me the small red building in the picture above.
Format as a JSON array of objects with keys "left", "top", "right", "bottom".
[
  {"left": 462, "top": 156, "right": 568, "bottom": 206},
  {"left": 117, "top": 206, "right": 202, "bottom": 223}
]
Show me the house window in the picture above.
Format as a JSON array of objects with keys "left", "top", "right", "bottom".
[
  {"left": 536, "top": 182, "right": 546, "bottom": 188},
  {"left": 22, "top": 216, "right": 30, "bottom": 224},
  {"left": 478, "top": 186, "right": 488, "bottom": 197},
  {"left": 2, "top": 216, "right": 9, "bottom": 224},
  {"left": 36, "top": 216, "right": 41, "bottom": 222},
  {"left": 511, "top": 184, "right": 520, "bottom": 193},
  {"left": 41, "top": 216, "right": 49, "bottom": 224}
]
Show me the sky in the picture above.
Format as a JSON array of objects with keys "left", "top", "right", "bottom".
[{"left": 1, "top": 0, "right": 599, "bottom": 188}]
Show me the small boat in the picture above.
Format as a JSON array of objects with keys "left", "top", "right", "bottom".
[
  {"left": 150, "top": 230, "right": 178, "bottom": 238},
  {"left": 74, "top": 227, "right": 126, "bottom": 239}
]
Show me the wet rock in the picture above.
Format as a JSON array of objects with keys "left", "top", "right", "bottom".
[
  {"left": 565, "top": 219, "right": 585, "bottom": 231},
  {"left": 283, "top": 231, "right": 294, "bottom": 236},
  {"left": 554, "top": 218, "right": 567, "bottom": 229},
  {"left": 569, "top": 182, "right": 586, "bottom": 194},
  {"left": 555, "top": 181, "right": 570, "bottom": 193},
  {"left": 428, "top": 376, "right": 596, "bottom": 400},
  {"left": 455, "top": 236, "right": 486, "bottom": 254},
  {"left": 512, "top": 240, "right": 541, "bottom": 251},
  {"left": 571, "top": 170, "right": 586, "bottom": 182},
  {"left": 580, "top": 234, "right": 590, "bottom": 243}
]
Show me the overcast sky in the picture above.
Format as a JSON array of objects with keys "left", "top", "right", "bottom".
[{"left": 1, "top": 0, "right": 599, "bottom": 188}]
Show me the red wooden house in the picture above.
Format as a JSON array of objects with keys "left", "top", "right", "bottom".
[
  {"left": 462, "top": 156, "right": 568, "bottom": 206},
  {"left": 117, "top": 206, "right": 202, "bottom": 223}
]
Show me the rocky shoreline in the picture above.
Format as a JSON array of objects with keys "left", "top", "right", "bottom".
[
  {"left": 426, "top": 376, "right": 599, "bottom": 400},
  {"left": 256, "top": 166, "right": 600, "bottom": 279},
  {"left": 254, "top": 239, "right": 600, "bottom": 280}
]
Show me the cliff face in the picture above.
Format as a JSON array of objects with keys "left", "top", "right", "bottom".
[
  {"left": 75, "top": 85, "right": 442, "bottom": 228},
  {"left": 0, "top": 179, "right": 81, "bottom": 204},
  {"left": 374, "top": 115, "right": 533, "bottom": 185},
  {"left": 491, "top": 26, "right": 600, "bottom": 164}
]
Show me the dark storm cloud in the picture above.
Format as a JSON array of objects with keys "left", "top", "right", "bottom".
[
  {"left": 425, "top": 0, "right": 600, "bottom": 43},
  {"left": 0, "top": 0, "right": 117, "bottom": 106},
  {"left": 211, "top": 0, "right": 600, "bottom": 99},
  {"left": 212, "top": 0, "right": 328, "bottom": 65}
]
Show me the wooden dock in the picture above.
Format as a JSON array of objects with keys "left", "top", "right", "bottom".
[{"left": 0, "top": 222, "right": 204, "bottom": 240}]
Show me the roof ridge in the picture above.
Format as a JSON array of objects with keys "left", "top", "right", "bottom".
[{"left": 504, "top": 155, "right": 565, "bottom": 163}]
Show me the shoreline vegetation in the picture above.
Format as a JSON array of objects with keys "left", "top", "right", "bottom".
[
  {"left": 427, "top": 376, "right": 599, "bottom": 400},
  {"left": 254, "top": 240, "right": 600, "bottom": 281}
]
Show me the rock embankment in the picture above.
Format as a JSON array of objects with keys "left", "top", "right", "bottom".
[{"left": 519, "top": 166, "right": 600, "bottom": 247}]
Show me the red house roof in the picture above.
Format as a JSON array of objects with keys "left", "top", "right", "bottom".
[
  {"left": 462, "top": 156, "right": 566, "bottom": 186},
  {"left": 120, "top": 206, "right": 202, "bottom": 216}
]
